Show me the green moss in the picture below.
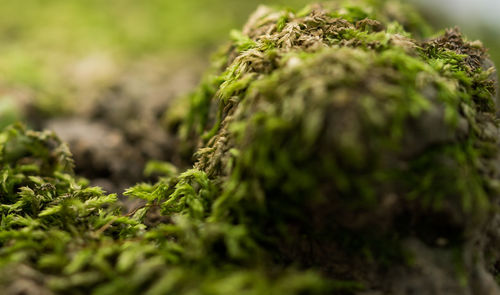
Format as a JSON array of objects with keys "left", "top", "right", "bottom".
[
  {"left": 0, "top": 124, "right": 340, "bottom": 294},
  {"left": 180, "top": 0, "right": 499, "bottom": 291},
  {"left": 0, "top": 1, "right": 499, "bottom": 294}
]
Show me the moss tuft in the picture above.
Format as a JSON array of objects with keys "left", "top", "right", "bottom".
[{"left": 180, "top": 0, "right": 500, "bottom": 292}]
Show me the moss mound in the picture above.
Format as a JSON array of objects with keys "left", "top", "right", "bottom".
[{"left": 0, "top": 1, "right": 499, "bottom": 294}]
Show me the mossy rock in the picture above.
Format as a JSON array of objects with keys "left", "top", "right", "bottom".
[
  {"left": 182, "top": 1, "right": 500, "bottom": 293},
  {"left": 0, "top": 1, "right": 499, "bottom": 294}
]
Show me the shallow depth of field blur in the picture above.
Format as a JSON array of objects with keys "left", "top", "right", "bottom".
[{"left": 0, "top": 0, "right": 498, "bottom": 129}]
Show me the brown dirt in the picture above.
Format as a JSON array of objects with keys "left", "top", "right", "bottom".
[{"left": 14, "top": 55, "right": 206, "bottom": 193}]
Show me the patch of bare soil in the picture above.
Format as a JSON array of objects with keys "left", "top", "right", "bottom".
[{"left": 36, "top": 56, "right": 205, "bottom": 192}]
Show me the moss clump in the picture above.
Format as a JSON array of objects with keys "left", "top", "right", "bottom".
[
  {"left": 0, "top": 1, "right": 499, "bottom": 294},
  {"left": 0, "top": 125, "right": 338, "bottom": 294},
  {"left": 180, "top": 0, "right": 500, "bottom": 293}
]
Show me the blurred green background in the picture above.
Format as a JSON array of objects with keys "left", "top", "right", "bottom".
[
  {"left": 0, "top": 1, "right": 295, "bottom": 120},
  {"left": 0, "top": 0, "right": 498, "bottom": 129}
]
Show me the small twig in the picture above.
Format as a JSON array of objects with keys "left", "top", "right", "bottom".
[{"left": 94, "top": 216, "right": 119, "bottom": 236}]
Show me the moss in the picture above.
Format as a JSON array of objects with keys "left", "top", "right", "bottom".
[
  {"left": 0, "top": 1, "right": 499, "bottom": 294},
  {"left": 0, "top": 124, "right": 340, "bottom": 294},
  {"left": 180, "top": 0, "right": 499, "bottom": 292}
]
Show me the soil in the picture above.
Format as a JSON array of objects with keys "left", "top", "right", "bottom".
[{"left": 11, "top": 55, "right": 207, "bottom": 193}]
